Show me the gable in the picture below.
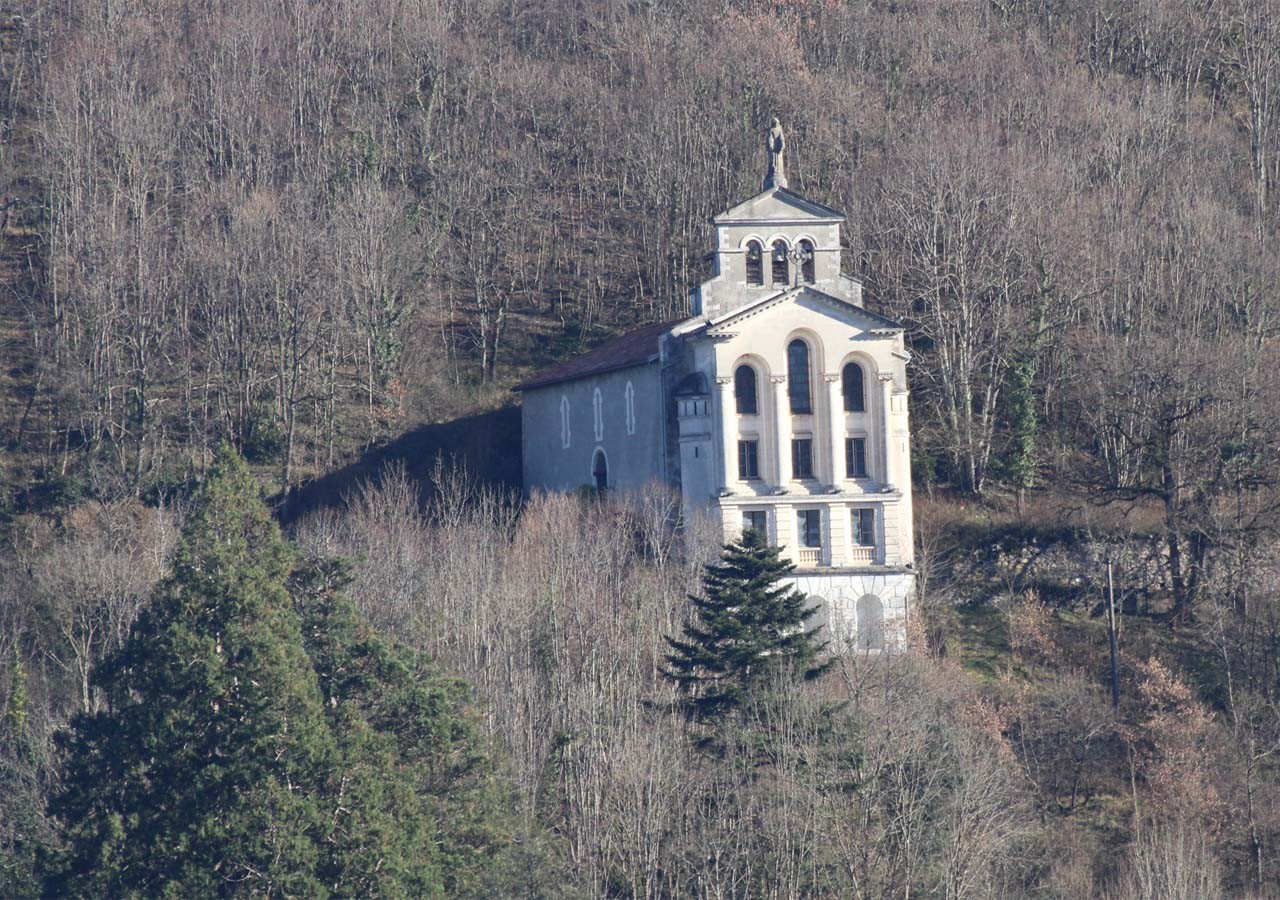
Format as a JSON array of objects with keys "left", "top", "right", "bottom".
[
  {"left": 712, "top": 186, "right": 845, "bottom": 225},
  {"left": 704, "top": 286, "right": 902, "bottom": 337}
]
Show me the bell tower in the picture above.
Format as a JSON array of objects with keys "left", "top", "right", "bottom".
[{"left": 691, "top": 121, "right": 859, "bottom": 320}]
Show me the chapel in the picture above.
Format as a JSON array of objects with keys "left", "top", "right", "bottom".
[{"left": 514, "top": 121, "right": 915, "bottom": 649}]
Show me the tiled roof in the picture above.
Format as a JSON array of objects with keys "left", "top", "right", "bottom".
[{"left": 513, "top": 319, "right": 684, "bottom": 392}]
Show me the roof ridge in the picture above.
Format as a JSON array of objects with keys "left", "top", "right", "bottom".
[{"left": 512, "top": 317, "right": 687, "bottom": 392}]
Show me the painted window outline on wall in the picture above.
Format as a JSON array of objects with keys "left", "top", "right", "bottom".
[
  {"left": 593, "top": 388, "right": 604, "bottom": 442},
  {"left": 560, "top": 395, "right": 571, "bottom": 449},
  {"left": 856, "top": 594, "right": 886, "bottom": 651},
  {"left": 625, "top": 381, "right": 636, "bottom": 435}
]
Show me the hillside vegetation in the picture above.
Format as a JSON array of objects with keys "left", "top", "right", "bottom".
[{"left": 2, "top": 0, "right": 1280, "bottom": 897}]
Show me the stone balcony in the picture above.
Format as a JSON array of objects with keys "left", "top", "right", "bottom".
[{"left": 796, "top": 546, "right": 822, "bottom": 567}]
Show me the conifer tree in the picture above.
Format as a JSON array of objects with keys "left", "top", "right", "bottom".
[
  {"left": 46, "top": 445, "right": 334, "bottom": 897},
  {"left": 291, "top": 559, "right": 512, "bottom": 898},
  {"left": 45, "top": 445, "right": 510, "bottom": 897},
  {"left": 663, "top": 529, "right": 830, "bottom": 722}
]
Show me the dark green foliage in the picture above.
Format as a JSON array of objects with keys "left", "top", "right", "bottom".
[
  {"left": 46, "top": 445, "right": 332, "bottom": 897},
  {"left": 0, "top": 647, "right": 45, "bottom": 900},
  {"left": 291, "top": 559, "right": 512, "bottom": 898},
  {"left": 664, "top": 530, "right": 830, "bottom": 723},
  {"left": 1004, "top": 297, "right": 1047, "bottom": 510},
  {"left": 45, "top": 445, "right": 508, "bottom": 897},
  {"left": 1005, "top": 352, "right": 1038, "bottom": 494}
]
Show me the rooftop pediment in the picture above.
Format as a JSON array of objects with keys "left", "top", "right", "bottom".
[
  {"left": 703, "top": 286, "right": 902, "bottom": 336},
  {"left": 712, "top": 186, "right": 845, "bottom": 226}
]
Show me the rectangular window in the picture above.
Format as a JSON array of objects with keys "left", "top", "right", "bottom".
[
  {"left": 792, "top": 438, "right": 814, "bottom": 480},
  {"left": 845, "top": 437, "right": 868, "bottom": 478},
  {"left": 737, "top": 439, "right": 759, "bottom": 480},
  {"left": 798, "top": 509, "right": 822, "bottom": 548},
  {"left": 852, "top": 508, "right": 875, "bottom": 546},
  {"left": 742, "top": 510, "right": 767, "bottom": 538}
]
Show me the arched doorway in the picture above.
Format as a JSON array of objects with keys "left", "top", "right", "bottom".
[{"left": 592, "top": 448, "right": 608, "bottom": 492}]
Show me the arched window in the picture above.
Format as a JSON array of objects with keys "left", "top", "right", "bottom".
[
  {"left": 842, "top": 361, "right": 865, "bottom": 412},
  {"left": 787, "top": 339, "right": 811, "bottom": 414},
  {"left": 798, "top": 239, "right": 815, "bottom": 283},
  {"left": 745, "top": 241, "right": 763, "bottom": 286},
  {"left": 771, "top": 239, "right": 789, "bottom": 285},
  {"left": 856, "top": 594, "right": 885, "bottom": 651},
  {"left": 592, "top": 388, "right": 604, "bottom": 442},
  {"left": 592, "top": 449, "right": 608, "bottom": 492},
  {"left": 734, "top": 364, "right": 758, "bottom": 415},
  {"left": 560, "top": 395, "right": 571, "bottom": 449}
]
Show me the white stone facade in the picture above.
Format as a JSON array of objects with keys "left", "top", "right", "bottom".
[{"left": 517, "top": 159, "right": 915, "bottom": 650}]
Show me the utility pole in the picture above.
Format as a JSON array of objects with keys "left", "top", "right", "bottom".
[{"left": 1106, "top": 557, "right": 1120, "bottom": 711}]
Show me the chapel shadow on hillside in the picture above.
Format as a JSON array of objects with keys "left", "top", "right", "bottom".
[{"left": 276, "top": 406, "right": 522, "bottom": 525}]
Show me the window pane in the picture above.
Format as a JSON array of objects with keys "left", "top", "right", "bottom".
[
  {"left": 743, "top": 510, "right": 767, "bottom": 537},
  {"left": 852, "top": 508, "right": 875, "bottom": 546},
  {"left": 798, "top": 510, "right": 822, "bottom": 547},
  {"left": 845, "top": 437, "right": 867, "bottom": 478},
  {"left": 734, "top": 365, "right": 757, "bottom": 415},
  {"left": 738, "top": 440, "right": 759, "bottom": 479},
  {"left": 787, "top": 340, "right": 811, "bottom": 414},
  {"left": 842, "top": 362, "right": 865, "bottom": 412},
  {"left": 792, "top": 438, "right": 813, "bottom": 480}
]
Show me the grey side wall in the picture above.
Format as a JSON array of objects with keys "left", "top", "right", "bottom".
[{"left": 521, "top": 362, "right": 666, "bottom": 494}]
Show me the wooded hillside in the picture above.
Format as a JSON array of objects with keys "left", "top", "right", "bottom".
[
  {"left": 2, "top": 1, "right": 1280, "bottom": 897},
  {"left": 2, "top": 1, "right": 1278, "bottom": 515}
]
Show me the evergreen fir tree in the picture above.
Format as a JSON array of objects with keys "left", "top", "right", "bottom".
[
  {"left": 46, "top": 445, "right": 334, "bottom": 898},
  {"left": 663, "top": 529, "right": 830, "bottom": 722},
  {"left": 45, "top": 445, "right": 511, "bottom": 897},
  {"left": 291, "top": 559, "right": 512, "bottom": 898}
]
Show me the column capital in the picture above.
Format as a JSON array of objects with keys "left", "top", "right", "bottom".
[
  {"left": 822, "top": 372, "right": 840, "bottom": 384},
  {"left": 877, "top": 372, "right": 895, "bottom": 384},
  {"left": 769, "top": 375, "right": 787, "bottom": 385},
  {"left": 714, "top": 376, "right": 732, "bottom": 386}
]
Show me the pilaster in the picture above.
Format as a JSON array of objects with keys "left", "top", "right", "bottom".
[
  {"left": 878, "top": 373, "right": 895, "bottom": 490},
  {"left": 716, "top": 377, "right": 735, "bottom": 494},
  {"left": 824, "top": 372, "right": 842, "bottom": 488},
  {"left": 771, "top": 375, "right": 791, "bottom": 488}
]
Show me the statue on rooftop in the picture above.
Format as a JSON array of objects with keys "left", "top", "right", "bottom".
[{"left": 764, "top": 117, "right": 787, "bottom": 190}]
